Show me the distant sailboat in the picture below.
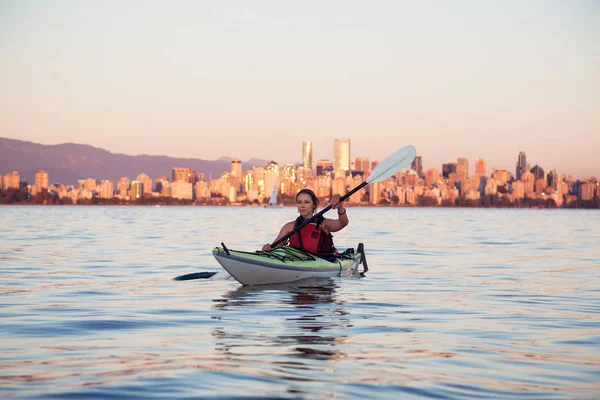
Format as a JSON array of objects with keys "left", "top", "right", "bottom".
[{"left": 266, "top": 181, "right": 283, "bottom": 208}]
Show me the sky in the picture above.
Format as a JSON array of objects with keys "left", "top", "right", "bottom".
[{"left": 1, "top": 0, "right": 599, "bottom": 177}]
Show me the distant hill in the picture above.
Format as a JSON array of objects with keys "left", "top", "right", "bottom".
[{"left": 0, "top": 137, "right": 270, "bottom": 185}]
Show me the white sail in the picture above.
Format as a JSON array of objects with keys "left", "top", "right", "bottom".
[{"left": 269, "top": 181, "right": 279, "bottom": 206}]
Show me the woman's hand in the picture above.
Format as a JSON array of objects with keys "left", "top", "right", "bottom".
[
  {"left": 331, "top": 197, "right": 346, "bottom": 214},
  {"left": 262, "top": 243, "right": 272, "bottom": 252}
]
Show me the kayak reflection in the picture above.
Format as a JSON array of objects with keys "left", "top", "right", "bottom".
[{"left": 211, "top": 278, "right": 352, "bottom": 371}]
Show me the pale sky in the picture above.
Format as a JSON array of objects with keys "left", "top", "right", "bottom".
[{"left": 1, "top": 0, "right": 599, "bottom": 177}]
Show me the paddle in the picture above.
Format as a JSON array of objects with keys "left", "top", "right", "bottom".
[{"left": 270, "top": 145, "right": 417, "bottom": 249}]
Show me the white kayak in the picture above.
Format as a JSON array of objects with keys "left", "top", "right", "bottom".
[{"left": 213, "top": 243, "right": 368, "bottom": 286}]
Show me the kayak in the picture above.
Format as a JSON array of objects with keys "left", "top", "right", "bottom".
[{"left": 213, "top": 243, "right": 368, "bottom": 286}]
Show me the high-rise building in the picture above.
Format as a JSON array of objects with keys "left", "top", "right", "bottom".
[
  {"left": 189, "top": 169, "right": 198, "bottom": 184},
  {"left": 99, "top": 180, "right": 114, "bottom": 199},
  {"left": 0, "top": 174, "right": 3, "bottom": 190},
  {"left": 172, "top": 168, "right": 190, "bottom": 182},
  {"left": 137, "top": 173, "right": 153, "bottom": 194},
  {"left": 547, "top": 169, "right": 557, "bottom": 189},
  {"left": 264, "top": 161, "right": 280, "bottom": 199},
  {"left": 442, "top": 163, "right": 457, "bottom": 179},
  {"left": 456, "top": 157, "right": 469, "bottom": 181},
  {"left": 369, "top": 181, "right": 381, "bottom": 205},
  {"left": 411, "top": 156, "right": 423, "bottom": 178},
  {"left": 231, "top": 159, "right": 242, "bottom": 178},
  {"left": 354, "top": 157, "right": 371, "bottom": 177},
  {"left": 333, "top": 138, "right": 351, "bottom": 178},
  {"left": 171, "top": 181, "right": 193, "bottom": 200},
  {"left": 475, "top": 159, "right": 487, "bottom": 176},
  {"left": 516, "top": 151, "right": 527, "bottom": 180},
  {"left": 492, "top": 170, "right": 511, "bottom": 185},
  {"left": 35, "top": 170, "right": 49, "bottom": 190},
  {"left": 531, "top": 165, "right": 545, "bottom": 181},
  {"left": 580, "top": 182, "right": 596, "bottom": 201},
  {"left": 316, "top": 159, "right": 333, "bottom": 176},
  {"left": 302, "top": 141, "right": 313, "bottom": 175},
  {"left": 78, "top": 178, "right": 97, "bottom": 191},
  {"left": 425, "top": 168, "right": 440, "bottom": 187},
  {"left": 129, "top": 181, "right": 144, "bottom": 200},
  {"left": 4, "top": 171, "right": 20, "bottom": 189},
  {"left": 118, "top": 177, "right": 131, "bottom": 195}
]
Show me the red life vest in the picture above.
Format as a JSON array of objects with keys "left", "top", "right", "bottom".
[{"left": 289, "top": 216, "right": 334, "bottom": 257}]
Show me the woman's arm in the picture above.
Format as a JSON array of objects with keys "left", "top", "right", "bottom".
[
  {"left": 324, "top": 199, "right": 349, "bottom": 233},
  {"left": 262, "top": 222, "right": 294, "bottom": 251}
]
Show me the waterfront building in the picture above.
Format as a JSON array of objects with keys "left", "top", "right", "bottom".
[
  {"left": 99, "top": 180, "right": 114, "bottom": 199},
  {"left": 78, "top": 178, "right": 97, "bottom": 191},
  {"left": 231, "top": 159, "right": 242, "bottom": 179},
  {"left": 282, "top": 164, "right": 297, "bottom": 184},
  {"left": 302, "top": 141, "right": 313, "bottom": 175},
  {"left": 411, "top": 156, "right": 423, "bottom": 178},
  {"left": 251, "top": 167, "right": 266, "bottom": 197},
  {"left": 551, "top": 191, "right": 564, "bottom": 207},
  {"left": 511, "top": 181, "right": 525, "bottom": 200},
  {"left": 129, "top": 181, "right": 144, "bottom": 200},
  {"left": 547, "top": 169, "right": 557, "bottom": 189},
  {"left": 484, "top": 178, "right": 498, "bottom": 196},
  {"left": 557, "top": 181, "right": 569, "bottom": 196},
  {"left": 316, "top": 160, "right": 333, "bottom": 177},
  {"left": 3, "top": 171, "right": 20, "bottom": 189},
  {"left": 243, "top": 171, "right": 255, "bottom": 192},
  {"left": 35, "top": 170, "right": 49, "bottom": 190},
  {"left": 172, "top": 168, "right": 191, "bottom": 182},
  {"left": 442, "top": 163, "right": 457, "bottom": 179},
  {"left": 405, "top": 188, "right": 416, "bottom": 205},
  {"left": 136, "top": 173, "right": 153, "bottom": 194},
  {"left": 521, "top": 171, "right": 535, "bottom": 194},
  {"left": 534, "top": 179, "right": 546, "bottom": 194},
  {"left": 456, "top": 157, "right": 469, "bottom": 182},
  {"left": 580, "top": 182, "right": 596, "bottom": 201},
  {"left": 194, "top": 181, "right": 209, "bottom": 199},
  {"left": 264, "top": 161, "right": 280, "bottom": 200},
  {"left": 331, "top": 177, "right": 346, "bottom": 197},
  {"left": 171, "top": 181, "right": 194, "bottom": 200},
  {"left": 333, "top": 138, "right": 351, "bottom": 178},
  {"left": 531, "top": 165, "right": 545, "bottom": 181},
  {"left": 369, "top": 181, "right": 381, "bottom": 205},
  {"left": 395, "top": 187, "right": 406, "bottom": 204},
  {"left": 516, "top": 151, "right": 527, "bottom": 180},
  {"left": 354, "top": 157, "right": 372, "bottom": 177},
  {"left": 492, "top": 170, "right": 511, "bottom": 186},
  {"left": 117, "top": 177, "right": 130, "bottom": 196},
  {"left": 315, "top": 175, "right": 332, "bottom": 199},
  {"left": 475, "top": 159, "right": 487, "bottom": 176},
  {"left": 425, "top": 168, "right": 440, "bottom": 187}
]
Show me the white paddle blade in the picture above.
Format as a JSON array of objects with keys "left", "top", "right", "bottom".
[{"left": 366, "top": 145, "right": 417, "bottom": 183}]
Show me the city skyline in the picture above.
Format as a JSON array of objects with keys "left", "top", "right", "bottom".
[
  {"left": 1, "top": 1, "right": 599, "bottom": 177},
  {"left": 2, "top": 135, "right": 597, "bottom": 184}
]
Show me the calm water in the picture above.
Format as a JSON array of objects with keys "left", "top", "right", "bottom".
[{"left": 1, "top": 206, "right": 599, "bottom": 399}]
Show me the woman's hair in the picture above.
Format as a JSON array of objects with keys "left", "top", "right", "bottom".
[{"left": 296, "top": 189, "right": 319, "bottom": 214}]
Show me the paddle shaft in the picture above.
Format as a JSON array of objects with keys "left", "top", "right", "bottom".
[{"left": 270, "top": 180, "right": 368, "bottom": 248}]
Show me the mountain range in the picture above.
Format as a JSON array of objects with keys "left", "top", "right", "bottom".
[{"left": 0, "top": 137, "right": 270, "bottom": 185}]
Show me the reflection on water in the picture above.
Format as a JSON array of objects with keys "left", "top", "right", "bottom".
[
  {"left": 212, "top": 278, "right": 349, "bottom": 387},
  {"left": 0, "top": 207, "right": 599, "bottom": 399}
]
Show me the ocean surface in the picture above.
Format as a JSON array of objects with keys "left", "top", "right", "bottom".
[{"left": 0, "top": 206, "right": 599, "bottom": 399}]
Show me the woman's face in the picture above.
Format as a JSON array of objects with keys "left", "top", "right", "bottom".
[{"left": 296, "top": 193, "right": 315, "bottom": 217}]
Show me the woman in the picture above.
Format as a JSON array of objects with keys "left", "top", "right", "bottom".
[{"left": 261, "top": 189, "right": 349, "bottom": 257}]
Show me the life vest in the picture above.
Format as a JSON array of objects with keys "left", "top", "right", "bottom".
[{"left": 289, "top": 215, "right": 334, "bottom": 257}]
